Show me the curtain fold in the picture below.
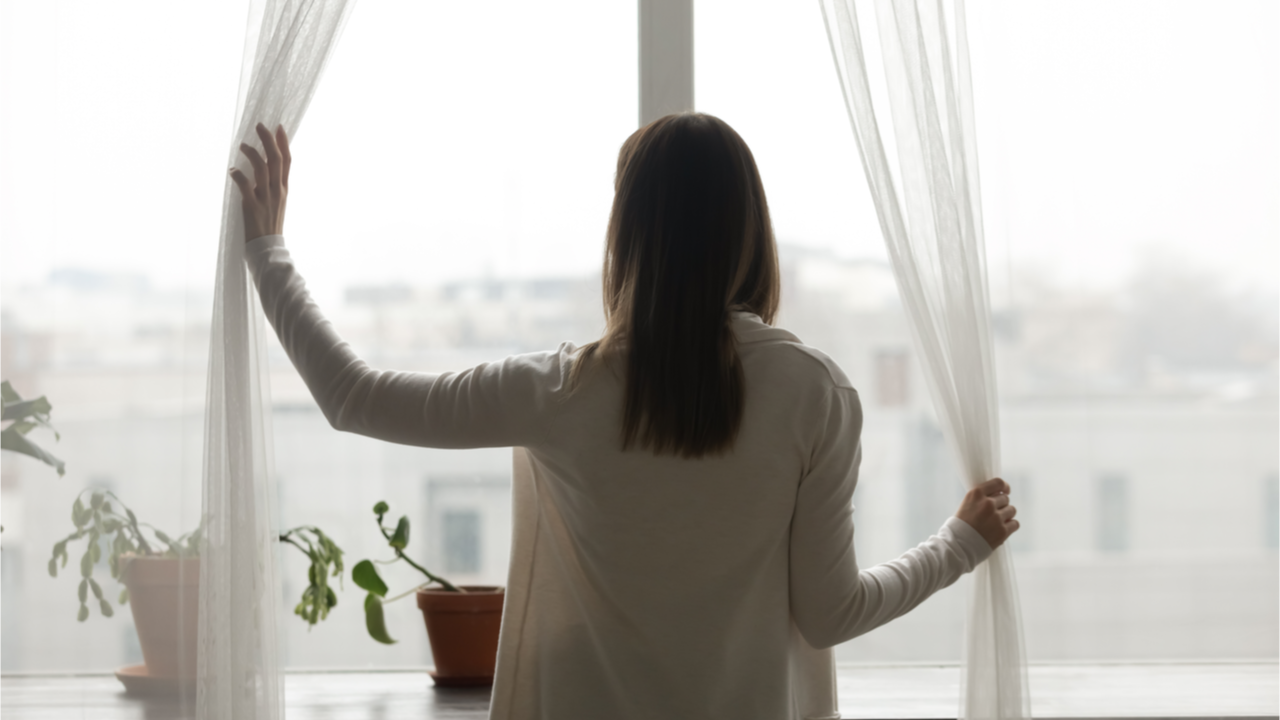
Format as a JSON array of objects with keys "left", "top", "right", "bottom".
[
  {"left": 199, "top": 1, "right": 354, "bottom": 717},
  {"left": 817, "top": 1, "right": 1031, "bottom": 718}
]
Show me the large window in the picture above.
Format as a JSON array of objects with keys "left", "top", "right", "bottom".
[
  {"left": 696, "top": 0, "right": 1278, "bottom": 663},
  {"left": 2, "top": 0, "right": 632, "bottom": 673},
  {"left": 2, "top": 1, "right": 243, "bottom": 674},
  {"left": 1, "top": 0, "right": 1275, "bottom": 693}
]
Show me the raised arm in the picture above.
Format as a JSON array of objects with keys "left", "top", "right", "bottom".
[
  {"left": 788, "top": 386, "right": 1015, "bottom": 649},
  {"left": 230, "top": 124, "right": 563, "bottom": 450},
  {"left": 245, "top": 237, "right": 564, "bottom": 448}
]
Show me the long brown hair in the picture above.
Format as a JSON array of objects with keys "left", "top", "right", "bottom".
[{"left": 573, "top": 113, "right": 781, "bottom": 458}]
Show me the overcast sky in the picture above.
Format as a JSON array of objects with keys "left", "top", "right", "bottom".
[{"left": 1, "top": 0, "right": 1276, "bottom": 309}]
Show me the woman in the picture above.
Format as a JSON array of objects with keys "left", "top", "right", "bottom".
[{"left": 231, "top": 114, "right": 1017, "bottom": 719}]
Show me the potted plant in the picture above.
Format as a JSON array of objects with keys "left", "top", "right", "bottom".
[
  {"left": 352, "top": 500, "right": 504, "bottom": 687},
  {"left": 49, "top": 488, "right": 344, "bottom": 693}
]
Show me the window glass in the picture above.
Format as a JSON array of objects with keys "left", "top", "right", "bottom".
[
  {"left": 4, "top": 0, "right": 1275, "bottom": 687},
  {"left": 1265, "top": 474, "right": 1279, "bottom": 551},
  {"left": 874, "top": 350, "right": 910, "bottom": 407},
  {"left": 697, "top": 0, "right": 1279, "bottom": 662},
  {"left": 2, "top": 0, "right": 247, "bottom": 678},
  {"left": 1096, "top": 475, "right": 1130, "bottom": 554},
  {"left": 274, "top": 2, "right": 633, "bottom": 668},
  {"left": 1, "top": 0, "right": 635, "bottom": 676},
  {"left": 442, "top": 511, "right": 482, "bottom": 575}
]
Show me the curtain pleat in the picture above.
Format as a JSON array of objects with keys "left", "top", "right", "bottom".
[
  {"left": 818, "top": 1, "right": 1031, "bottom": 717},
  {"left": 198, "top": 1, "right": 354, "bottom": 717}
]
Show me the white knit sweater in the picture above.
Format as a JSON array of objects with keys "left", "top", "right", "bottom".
[{"left": 246, "top": 235, "right": 993, "bottom": 720}]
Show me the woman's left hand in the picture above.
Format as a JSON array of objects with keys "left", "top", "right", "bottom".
[{"left": 229, "top": 122, "right": 291, "bottom": 243}]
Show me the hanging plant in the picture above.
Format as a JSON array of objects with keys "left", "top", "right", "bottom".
[{"left": 1, "top": 379, "right": 64, "bottom": 477}]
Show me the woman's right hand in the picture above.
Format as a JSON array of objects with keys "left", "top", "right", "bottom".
[
  {"left": 955, "top": 477, "right": 1019, "bottom": 550},
  {"left": 229, "top": 122, "right": 291, "bottom": 243}
]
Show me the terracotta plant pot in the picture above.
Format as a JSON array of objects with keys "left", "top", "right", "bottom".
[
  {"left": 416, "top": 586, "right": 504, "bottom": 684},
  {"left": 120, "top": 556, "right": 200, "bottom": 679}
]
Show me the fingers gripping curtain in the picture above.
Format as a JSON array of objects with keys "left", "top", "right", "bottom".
[
  {"left": 817, "top": 1, "right": 1031, "bottom": 718},
  {"left": 199, "top": 1, "right": 353, "bottom": 717}
]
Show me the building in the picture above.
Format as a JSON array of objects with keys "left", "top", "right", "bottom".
[{"left": 2, "top": 245, "right": 1275, "bottom": 671}]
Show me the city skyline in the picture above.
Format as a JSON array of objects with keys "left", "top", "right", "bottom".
[{"left": 3, "top": 244, "right": 1275, "bottom": 672}]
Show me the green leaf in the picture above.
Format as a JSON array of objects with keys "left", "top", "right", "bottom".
[
  {"left": 0, "top": 426, "right": 64, "bottom": 476},
  {"left": 77, "top": 605, "right": 89, "bottom": 622},
  {"left": 0, "top": 380, "right": 20, "bottom": 405},
  {"left": 90, "top": 492, "right": 104, "bottom": 510},
  {"left": 351, "top": 560, "right": 388, "bottom": 597},
  {"left": 280, "top": 526, "right": 343, "bottom": 628},
  {"left": 312, "top": 530, "right": 345, "bottom": 580},
  {"left": 363, "top": 593, "right": 397, "bottom": 644},
  {"left": 74, "top": 502, "right": 90, "bottom": 527},
  {"left": 88, "top": 577, "right": 104, "bottom": 600},
  {"left": 1, "top": 395, "right": 51, "bottom": 422},
  {"left": 154, "top": 530, "right": 172, "bottom": 545},
  {"left": 48, "top": 558, "right": 57, "bottom": 578},
  {"left": 111, "top": 534, "right": 128, "bottom": 573},
  {"left": 118, "top": 588, "right": 130, "bottom": 605},
  {"left": 99, "top": 599, "right": 114, "bottom": 617},
  {"left": 8, "top": 420, "right": 36, "bottom": 436},
  {"left": 126, "top": 508, "right": 137, "bottom": 526},
  {"left": 102, "top": 518, "right": 121, "bottom": 533},
  {"left": 389, "top": 516, "right": 410, "bottom": 549},
  {"left": 373, "top": 501, "right": 389, "bottom": 515},
  {"left": 89, "top": 541, "right": 101, "bottom": 564},
  {"left": 80, "top": 551, "right": 93, "bottom": 578},
  {"left": 78, "top": 579, "right": 88, "bottom": 603}
]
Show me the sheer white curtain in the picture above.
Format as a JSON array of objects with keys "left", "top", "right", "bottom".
[
  {"left": 818, "top": 1, "right": 1030, "bottom": 718},
  {"left": 199, "top": 0, "right": 353, "bottom": 717}
]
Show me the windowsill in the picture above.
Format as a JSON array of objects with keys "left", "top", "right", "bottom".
[
  {"left": 1, "top": 662, "right": 1275, "bottom": 719},
  {"left": 831, "top": 661, "right": 1278, "bottom": 718}
]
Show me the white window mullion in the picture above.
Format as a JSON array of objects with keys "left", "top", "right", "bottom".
[{"left": 638, "top": 0, "right": 694, "bottom": 126}]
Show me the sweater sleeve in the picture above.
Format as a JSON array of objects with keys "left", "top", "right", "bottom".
[
  {"left": 788, "top": 385, "right": 993, "bottom": 649},
  {"left": 244, "top": 235, "right": 564, "bottom": 449}
]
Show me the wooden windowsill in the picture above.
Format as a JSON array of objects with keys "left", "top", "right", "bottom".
[{"left": 1, "top": 661, "right": 1275, "bottom": 718}]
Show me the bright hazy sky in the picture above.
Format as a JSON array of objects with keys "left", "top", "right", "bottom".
[{"left": 2, "top": 0, "right": 1276, "bottom": 309}]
